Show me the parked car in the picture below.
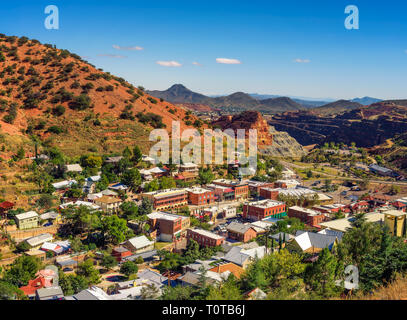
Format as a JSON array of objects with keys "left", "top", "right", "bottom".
[{"left": 63, "top": 268, "right": 73, "bottom": 272}]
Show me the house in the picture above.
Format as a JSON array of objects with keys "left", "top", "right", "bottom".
[
  {"left": 0, "top": 201, "right": 15, "bottom": 217},
  {"left": 52, "top": 179, "right": 77, "bottom": 190},
  {"left": 244, "top": 288, "right": 267, "bottom": 300},
  {"left": 226, "top": 222, "right": 257, "bottom": 243},
  {"left": 104, "top": 156, "right": 123, "bottom": 164},
  {"left": 221, "top": 206, "right": 237, "bottom": 219},
  {"left": 249, "top": 220, "right": 275, "bottom": 234},
  {"left": 222, "top": 245, "right": 266, "bottom": 269},
  {"left": 123, "top": 235, "right": 155, "bottom": 253},
  {"left": 108, "top": 183, "right": 129, "bottom": 192},
  {"left": 208, "top": 262, "right": 245, "bottom": 279},
  {"left": 287, "top": 231, "right": 339, "bottom": 254},
  {"left": 20, "top": 268, "right": 59, "bottom": 299},
  {"left": 67, "top": 286, "right": 112, "bottom": 300},
  {"left": 65, "top": 164, "right": 83, "bottom": 173},
  {"left": 122, "top": 250, "right": 159, "bottom": 264},
  {"left": 242, "top": 180, "right": 275, "bottom": 196},
  {"left": 287, "top": 206, "right": 326, "bottom": 227},
  {"left": 369, "top": 164, "right": 394, "bottom": 176},
  {"left": 112, "top": 246, "right": 132, "bottom": 262},
  {"left": 94, "top": 196, "right": 122, "bottom": 214},
  {"left": 142, "top": 154, "right": 157, "bottom": 165},
  {"left": 40, "top": 240, "right": 70, "bottom": 255},
  {"left": 147, "top": 211, "right": 190, "bottom": 242},
  {"left": 25, "top": 233, "right": 54, "bottom": 249},
  {"left": 206, "top": 184, "right": 235, "bottom": 202},
  {"left": 177, "top": 271, "right": 217, "bottom": 287},
  {"left": 14, "top": 211, "right": 39, "bottom": 230},
  {"left": 59, "top": 200, "right": 101, "bottom": 211},
  {"left": 243, "top": 199, "right": 286, "bottom": 221},
  {"left": 186, "top": 228, "right": 225, "bottom": 247},
  {"left": 39, "top": 211, "right": 61, "bottom": 224},
  {"left": 35, "top": 286, "right": 64, "bottom": 300},
  {"left": 177, "top": 162, "right": 199, "bottom": 182}
]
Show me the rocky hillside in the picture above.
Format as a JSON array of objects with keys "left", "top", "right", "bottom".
[
  {"left": 312, "top": 99, "right": 364, "bottom": 116},
  {"left": 269, "top": 101, "right": 407, "bottom": 148},
  {"left": 0, "top": 34, "right": 202, "bottom": 157},
  {"left": 212, "top": 111, "right": 306, "bottom": 158}
]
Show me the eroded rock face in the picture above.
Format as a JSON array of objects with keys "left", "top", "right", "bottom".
[{"left": 212, "top": 111, "right": 306, "bottom": 158}]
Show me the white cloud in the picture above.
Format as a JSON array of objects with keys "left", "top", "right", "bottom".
[
  {"left": 156, "top": 61, "right": 182, "bottom": 67},
  {"left": 216, "top": 58, "right": 242, "bottom": 64},
  {"left": 192, "top": 61, "right": 202, "bottom": 66},
  {"left": 97, "top": 54, "right": 126, "bottom": 58},
  {"left": 113, "top": 45, "right": 144, "bottom": 51},
  {"left": 294, "top": 58, "right": 311, "bottom": 63}
]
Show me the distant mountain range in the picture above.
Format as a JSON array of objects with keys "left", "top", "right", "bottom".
[{"left": 148, "top": 84, "right": 382, "bottom": 115}]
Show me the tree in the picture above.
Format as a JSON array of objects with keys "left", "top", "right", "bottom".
[
  {"left": 77, "top": 259, "right": 100, "bottom": 285},
  {"left": 161, "top": 285, "right": 194, "bottom": 300},
  {"left": 120, "top": 261, "right": 139, "bottom": 277},
  {"left": 3, "top": 256, "right": 42, "bottom": 287},
  {"left": 81, "top": 155, "right": 102, "bottom": 168},
  {"left": 120, "top": 201, "right": 139, "bottom": 220},
  {"left": 139, "top": 198, "right": 153, "bottom": 216},
  {"left": 102, "top": 215, "right": 128, "bottom": 244},
  {"left": 305, "top": 248, "right": 340, "bottom": 298},
  {"left": 0, "top": 281, "right": 24, "bottom": 300},
  {"left": 206, "top": 275, "right": 243, "bottom": 300},
  {"left": 16, "top": 146, "right": 25, "bottom": 160},
  {"left": 101, "top": 254, "right": 118, "bottom": 270},
  {"left": 121, "top": 168, "right": 142, "bottom": 192},
  {"left": 159, "top": 176, "right": 176, "bottom": 189},
  {"left": 197, "top": 167, "right": 215, "bottom": 185},
  {"left": 16, "top": 241, "right": 31, "bottom": 253},
  {"left": 132, "top": 146, "right": 142, "bottom": 164}
]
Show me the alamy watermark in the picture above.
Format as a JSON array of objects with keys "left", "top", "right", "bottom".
[
  {"left": 44, "top": 5, "right": 59, "bottom": 30},
  {"left": 148, "top": 121, "right": 258, "bottom": 177}
]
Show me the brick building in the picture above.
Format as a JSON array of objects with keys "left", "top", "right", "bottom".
[
  {"left": 226, "top": 222, "right": 257, "bottom": 242},
  {"left": 187, "top": 187, "right": 215, "bottom": 206},
  {"left": 243, "top": 199, "right": 286, "bottom": 221},
  {"left": 212, "top": 179, "right": 249, "bottom": 200},
  {"left": 142, "top": 188, "right": 188, "bottom": 211},
  {"left": 147, "top": 212, "right": 190, "bottom": 242},
  {"left": 287, "top": 206, "right": 326, "bottom": 227},
  {"left": 186, "top": 228, "right": 225, "bottom": 247}
]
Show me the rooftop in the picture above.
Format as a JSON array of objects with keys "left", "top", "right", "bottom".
[
  {"left": 147, "top": 211, "right": 188, "bottom": 221},
  {"left": 189, "top": 228, "right": 225, "bottom": 240},
  {"left": 15, "top": 211, "right": 39, "bottom": 220},
  {"left": 246, "top": 199, "right": 284, "bottom": 209},
  {"left": 289, "top": 206, "right": 322, "bottom": 216}
]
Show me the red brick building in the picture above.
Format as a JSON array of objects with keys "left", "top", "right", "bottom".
[
  {"left": 112, "top": 246, "right": 132, "bottom": 262},
  {"left": 259, "top": 188, "right": 279, "bottom": 200},
  {"left": 243, "top": 199, "right": 286, "bottom": 221},
  {"left": 187, "top": 188, "right": 215, "bottom": 206},
  {"left": 212, "top": 179, "right": 249, "bottom": 200},
  {"left": 186, "top": 228, "right": 225, "bottom": 247},
  {"left": 147, "top": 212, "right": 190, "bottom": 242},
  {"left": 142, "top": 188, "right": 188, "bottom": 211},
  {"left": 226, "top": 222, "right": 257, "bottom": 242},
  {"left": 287, "top": 206, "right": 326, "bottom": 227}
]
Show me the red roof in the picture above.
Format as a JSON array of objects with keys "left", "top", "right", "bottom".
[
  {"left": 392, "top": 201, "right": 407, "bottom": 208},
  {"left": 0, "top": 201, "right": 15, "bottom": 210},
  {"left": 174, "top": 175, "right": 185, "bottom": 180}
]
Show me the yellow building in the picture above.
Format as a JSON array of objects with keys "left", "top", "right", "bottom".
[{"left": 384, "top": 210, "right": 407, "bottom": 237}]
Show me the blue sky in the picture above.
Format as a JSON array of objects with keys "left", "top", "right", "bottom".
[{"left": 1, "top": 0, "right": 407, "bottom": 100}]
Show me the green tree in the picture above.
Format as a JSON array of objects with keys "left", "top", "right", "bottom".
[
  {"left": 102, "top": 215, "right": 128, "bottom": 244},
  {"left": 3, "top": 256, "right": 42, "bottom": 287},
  {"left": 132, "top": 146, "right": 142, "bottom": 164},
  {"left": 101, "top": 254, "right": 118, "bottom": 270},
  {"left": 120, "top": 261, "right": 139, "bottom": 277},
  {"left": 121, "top": 168, "right": 142, "bottom": 192},
  {"left": 305, "top": 248, "right": 340, "bottom": 298},
  {"left": 77, "top": 259, "right": 100, "bottom": 285}
]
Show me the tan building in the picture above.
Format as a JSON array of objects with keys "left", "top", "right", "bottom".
[
  {"left": 15, "top": 211, "right": 39, "bottom": 230},
  {"left": 142, "top": 188, "right": 188, "bottom": 211},
  {"left": 384, "top": 210, "right": 407, "bottom": 237},
  {"left": 94, "top": 196, "right": 123, "bottom": 214}
]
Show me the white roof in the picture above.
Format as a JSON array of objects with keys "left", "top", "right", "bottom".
[
  {"left": 147, "top": 211, "right": 187, "bottom": 221},
  {"left": 26, "top": 233, "right": 53, "bottom": 247},
  {"left": 246, "top": 199, "right": 284, "bottom": 209},
  {"left": 52, "top": 180, "right": 77, "bottom": 189},
  {"left": 60, "top": 201, "right": 101, "bottom": 210},
  {"left": 289, "top": 206, "right": 321, "bottom": 216},
  {"left": 127, "top": 235, "right": 154, "bottom": 250},
  {"left": 66, "top": 164, "right": 83, "bottom": 172},
  {"left": 189, "top": 228, "right": 224, "bottom": 240},
  {"left": 294, "top": 232, "right": 313, "bottom": 251},
  {"left": 186, "top": 187, "right": 212, "bottom": 194},
  {"left": 16, "top": 211, "right": 39, "bottom": 220},
  {"left": 320, "top": 212, "right": 384, "bottom": 232},
  {"left": 276, "top": 179, "right": 301, "bottom": 185}
]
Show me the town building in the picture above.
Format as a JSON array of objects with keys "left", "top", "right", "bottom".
[
  {"left": 242, "top": 180, "right": 275, "bottom": 196},
  {"left": 15, "top": 211, "right": 39, "bottom": 230},
  {"left": 25, "top": 233, "right": 54, "bottom": 249},
  {"left": 226, "top": 222, "right": 257, "bottom": 243},
  {"left": 142, "top": 188, "right": 188, "bottom": 211},
  {"left": 259, "top": 187, "right": 317, "bottom": 200},
  {"left": 287, "top": 231, "right": 339, "bottom": 254},
  {"left": 384, "top": 210, "right": 407, "bottom": 237},
  {"left": 147, "top": 212, "right": 190, "bottom": 242},
  {"left": 112, "top": 246, "right": 132, "bottom": 262},
  {"left": 186, "top": 228, "right": 225, "bottom": 247},
  {"left": 243, "top": 199, "right": 286, "bottom": 221},
  {"left": 65, "top": 164, "right": 83, "bottom": 173},
  {"left": 187, "top": 187, "right": 215, "bottom": 206},
  {"left": 206, "top": 184, "right": 235, "bottom": 202},
  {"left": 177, "top": 163, "right": 199, "bottom": 182},
  {"left": 369, "top": 164, "right": 394, "bottom": 176},
  {"left": 94, "top": 196, "right": 122, "bottom": 214},
  {"left": 0, "top": 201, "right": 15, "bottom": 217},
  {"left": 212, "top": 179, "right": 249, "bottom": 200},
  {"left": 319, "top": 212, "right": 385, "bottom": 233},
  {"left": 275, "top": 179, "right": 301, "bottom": 189},
  {"left": 123, "top": 235, "right": 155, "bottom": 253},
  {"left": 287, "top": 206, "right": 326, "bottom": 227}
]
